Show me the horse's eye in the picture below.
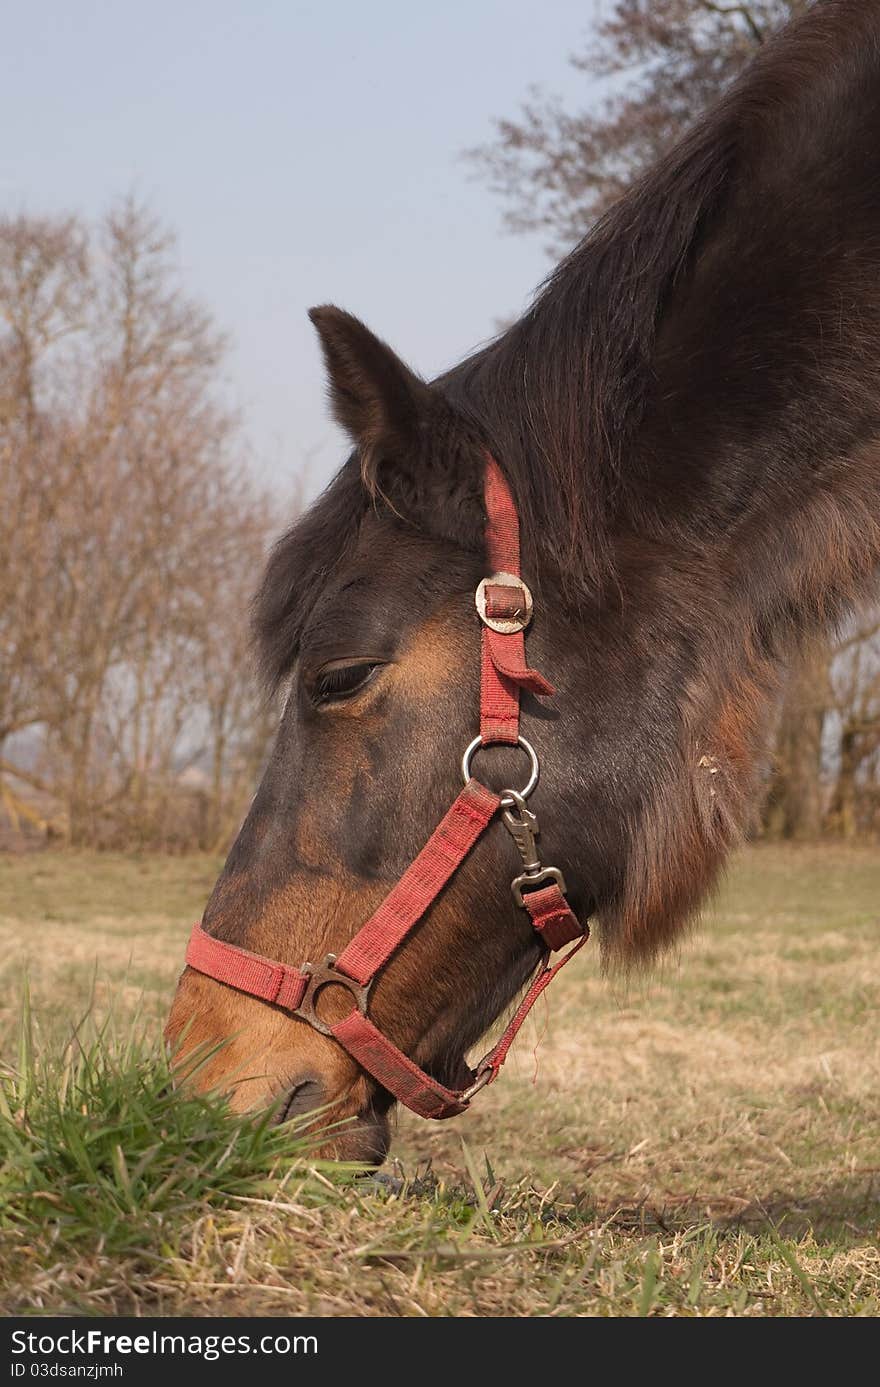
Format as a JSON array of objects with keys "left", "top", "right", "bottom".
[{"left": 312, "top": 661, "right": 382, "bottom": 706}]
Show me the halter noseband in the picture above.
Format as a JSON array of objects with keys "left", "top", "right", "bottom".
[{"left": 181, "top": 456, "right": 588, "bottom": 1121}]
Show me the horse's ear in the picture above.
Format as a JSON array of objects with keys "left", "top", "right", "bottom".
[
  {"left": 308, "top": 306, "right": 434, "bottom": 466},
  {"left": 309, "top": 305, "right": 484, "bottom": 548}
]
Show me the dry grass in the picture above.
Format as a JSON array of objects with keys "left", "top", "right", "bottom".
[{"left": 0, "top": 844, "right": 878, "bottom": 1316}]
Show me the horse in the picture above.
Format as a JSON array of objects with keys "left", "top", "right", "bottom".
[{"left": 166, "top": 0, "right": 880, "bottom": 1164}]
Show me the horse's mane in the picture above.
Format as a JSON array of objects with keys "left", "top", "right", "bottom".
[
  {"left": 443, "top": 114, "right": 734, "bottom": 592},
  {"left": 443, "top": 0, "right": 879, "bottom": 598}
]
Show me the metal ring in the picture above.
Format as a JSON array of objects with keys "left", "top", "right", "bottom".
[{"left": 461, "top": 734, "right": 540, "bottom": 802}]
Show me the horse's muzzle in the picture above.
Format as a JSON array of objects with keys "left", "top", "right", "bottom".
[{"left": 274, "top": 1073, "right": 391, "bottom": 1167}]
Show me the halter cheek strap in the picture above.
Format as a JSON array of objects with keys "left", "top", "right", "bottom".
[{"left": 182, "top": 455, "right": 588, "bottom": 1121}]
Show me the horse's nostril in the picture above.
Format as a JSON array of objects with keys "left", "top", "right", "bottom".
[{"left": 276, "top": 1076, "right": 325, "bottom": 1124}]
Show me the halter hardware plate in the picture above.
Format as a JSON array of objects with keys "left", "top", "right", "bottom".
[{"left": 293, "top": 954, "right": 370, "bottom": 1037}]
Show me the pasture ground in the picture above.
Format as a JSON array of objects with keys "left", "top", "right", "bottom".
[{"left": 0, "top": 845, "right": 878, "bottom": 1317}]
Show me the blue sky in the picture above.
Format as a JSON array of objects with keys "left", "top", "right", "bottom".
[{"left": 4, "top": 1, "right": 604, "bottom": 500}]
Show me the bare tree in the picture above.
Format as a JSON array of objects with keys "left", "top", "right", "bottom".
[
  {"left": 470, "top": 1, "right": 810, "bottom": 254},
  {"left": 0, "top": 201, "right": 287, "bottom": 849},
  {"left": 826, "top": 615, "right": 880, "bottom": 837},
  {"left": 763, "top": 640, "right": 832, "bottom": 840},
  {"left": 0, "top": 214, "right": 89, "bottom": 432},
  {"left": 0, "top": 217, "right": 90, "bottom": 831}
]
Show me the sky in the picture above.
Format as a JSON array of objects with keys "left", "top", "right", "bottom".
[{"left": 3, "top": 1, "right": 605, "bottom": 501}]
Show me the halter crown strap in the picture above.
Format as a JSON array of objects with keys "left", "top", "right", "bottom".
[
  {"left": 180, "top": 454, "right": 587, "bottom": 1122},
  {"left": 479, "top": 458, "right": 554, "bottom": 745}
]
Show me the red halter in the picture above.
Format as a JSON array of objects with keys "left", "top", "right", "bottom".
[{"left": 182, "top": 457, "right": 588, "bottom": 1121}]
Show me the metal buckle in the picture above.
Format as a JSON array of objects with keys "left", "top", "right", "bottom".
[
  {"left": 475, "top": 572, "right": 533, "bottom": 634},
  {"left": 459, "top": 1064, "right": 495, "bottom": 1104},
  {"left": 293, "top": 953, "right": 371, "bottom": 1038},
  {"left": 511, "top": 865, "right": 568, "bottom": 908}
]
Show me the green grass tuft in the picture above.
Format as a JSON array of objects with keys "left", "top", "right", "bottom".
[{"left": 0, "top": 988, "right": 351, "bottom": 1273}]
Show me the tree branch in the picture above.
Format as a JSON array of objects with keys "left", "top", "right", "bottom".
[{"left": 698, "top": 1, "right": 766, "bottom": 45}]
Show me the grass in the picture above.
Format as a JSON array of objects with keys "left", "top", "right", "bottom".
[
  {"left": 1, "top": 997, "right": 348, "bottom": 1272},
  {"left": 0, "top": 844, "right": 878, "bottom": 1316}
]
